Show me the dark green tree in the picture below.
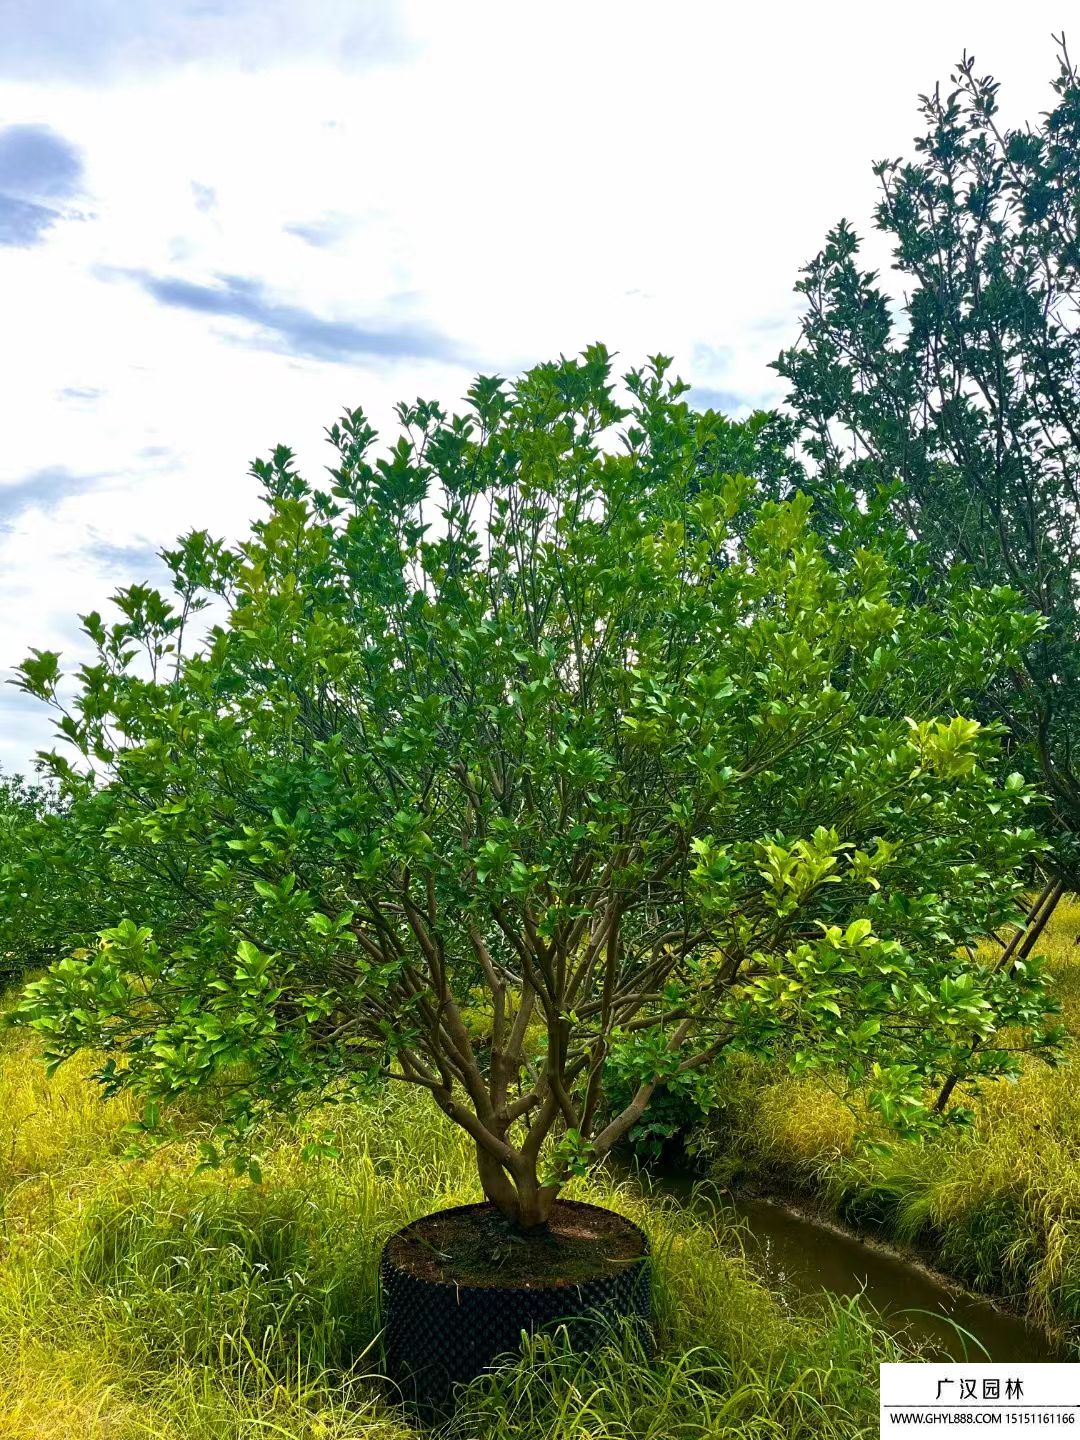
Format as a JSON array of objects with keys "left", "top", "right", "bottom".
[{"left": 776, "top": 41, "right": 1080, "bottom": 881}]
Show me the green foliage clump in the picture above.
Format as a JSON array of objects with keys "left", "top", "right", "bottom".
[{"left": 0, "top": 768, "right": 83, "bottom": 981}]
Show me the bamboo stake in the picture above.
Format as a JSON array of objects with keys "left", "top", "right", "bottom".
[{"left": 934, "top": 879, "right": 1065, "bottom": 1113}]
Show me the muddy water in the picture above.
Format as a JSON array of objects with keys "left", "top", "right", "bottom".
[{"left": 653, "top": 1174, "right": 1059, "bottom": 1361}]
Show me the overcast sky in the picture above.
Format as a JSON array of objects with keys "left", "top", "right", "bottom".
[{"left": 0, "top": 0, "right": 1071, "bottom": 772}]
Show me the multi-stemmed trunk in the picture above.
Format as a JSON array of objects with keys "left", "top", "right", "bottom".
[{"left": 476, "top": 1144, "right": 558, "bottom": 1230}]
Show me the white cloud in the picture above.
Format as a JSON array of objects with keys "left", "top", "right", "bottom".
[{"left": 0, "top": 0, "right": 1070, "bottom": 769}]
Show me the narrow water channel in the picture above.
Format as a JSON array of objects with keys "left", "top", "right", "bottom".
[{"left": 649, "top": 1173, "right": 1059, "bottom": 1361}]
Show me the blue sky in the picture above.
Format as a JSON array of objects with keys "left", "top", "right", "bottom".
[{"left": 0, "top": 0, "right": 1070, "bottom": 770}]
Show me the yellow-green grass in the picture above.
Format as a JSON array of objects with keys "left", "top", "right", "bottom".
[
  {"left": 4, "top": 898, "right": 1075, "bottom": 1434},
  {"left": 696, "top": 897, "right": 1080, "bottom": 1343},
  {"left": 0, "top": 1013, "right": 924, "bottom": 1440}
]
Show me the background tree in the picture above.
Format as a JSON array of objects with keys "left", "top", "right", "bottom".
[
  {"left": 11, "top": 351, "right": 1058, "bottom": 1229},
  {"left": 0, "top": 768, "right": 84, "bottom": 982},
  {"left": 776, "top": 41, "right": 1080, "bottom": 886}
]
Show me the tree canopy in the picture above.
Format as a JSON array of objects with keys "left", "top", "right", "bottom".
[{"left": 10, "top": 350, "right": 1059, "bottom": 1228}]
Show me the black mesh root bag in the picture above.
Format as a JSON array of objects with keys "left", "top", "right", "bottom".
[{"left": 379, "top": 1199, "right": 652, "bottom": 1416}]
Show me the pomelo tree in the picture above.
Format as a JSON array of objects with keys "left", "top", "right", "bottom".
[{"left": 12, "top": 350, "right": 1058, "bottom": 1228}]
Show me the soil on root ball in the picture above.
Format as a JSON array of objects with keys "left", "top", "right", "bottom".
[{"left": 386, "top": 1200, "right": 646, "bottom": 1287}]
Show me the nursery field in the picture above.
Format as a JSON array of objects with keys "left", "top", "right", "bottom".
[
  {"left": 697, "top": 897, "right": 1080, "bottom": 1344},
  {"left": 0, "top": 1000, "right": 920, "bottom": 1440}
]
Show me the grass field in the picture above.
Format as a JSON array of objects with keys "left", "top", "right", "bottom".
[
  {"left": 694, "top": 896, "right": 1080, "bottom": 1345},
  {"left": 4, "top": 902, "right": 1077, "bottom": 1436},
  {"left": 0, "top": 1007, "right": 923, "bottom": 1440}
]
